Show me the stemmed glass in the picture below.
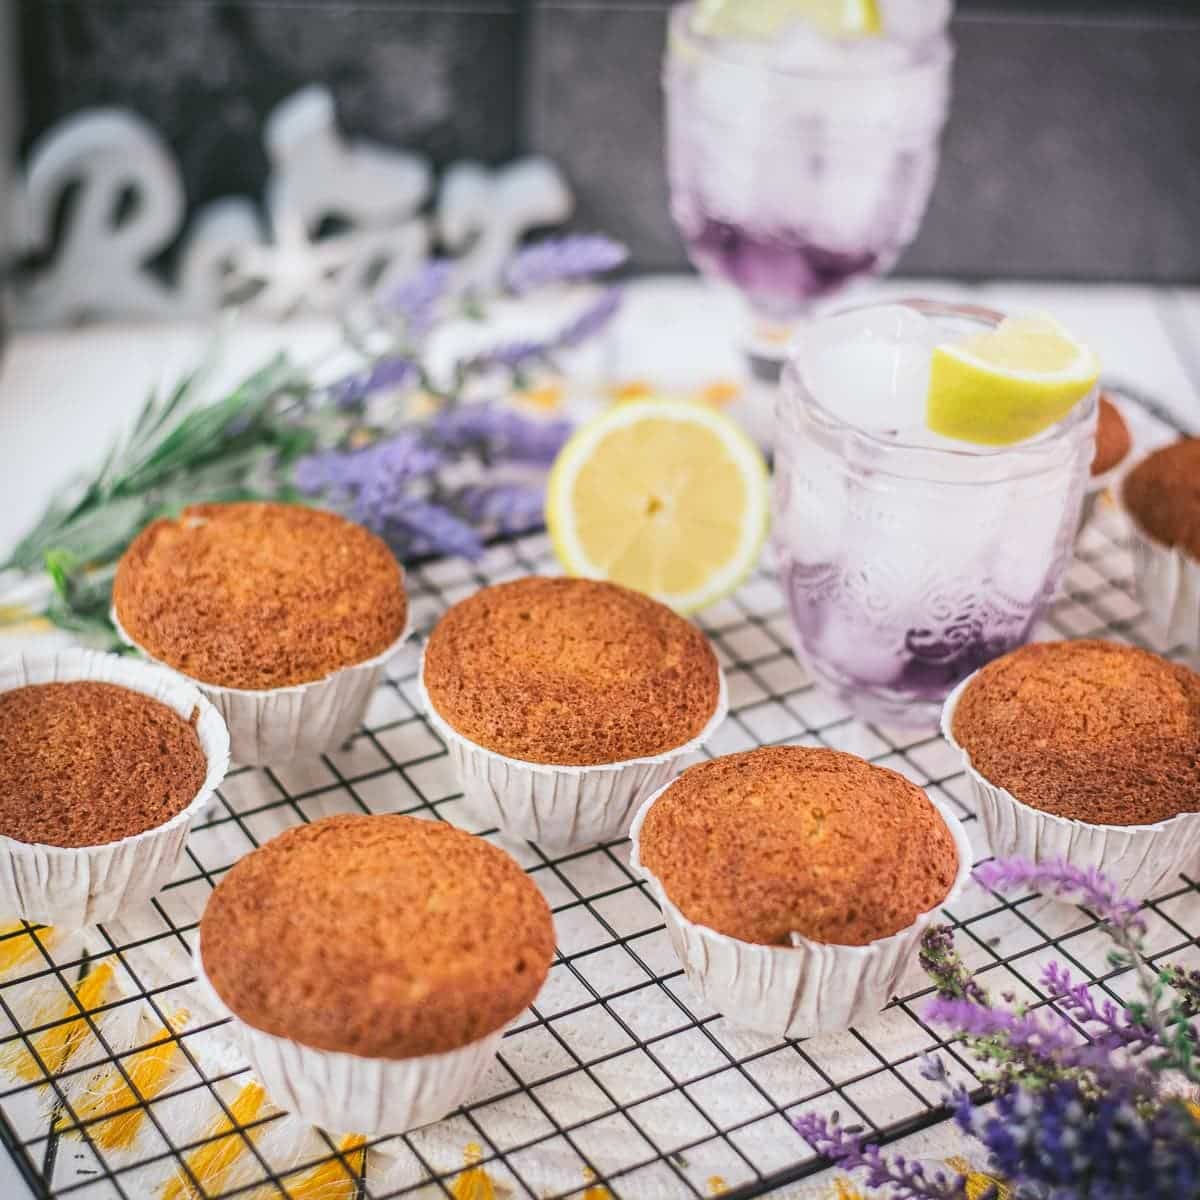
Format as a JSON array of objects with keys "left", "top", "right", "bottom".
[{"left": 663, "top": 2, "right": 953, "bottom": 439}]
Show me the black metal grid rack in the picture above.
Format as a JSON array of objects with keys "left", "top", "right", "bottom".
[{"left": 1, "top": 396, "right": 1197, "bottom": 1200}]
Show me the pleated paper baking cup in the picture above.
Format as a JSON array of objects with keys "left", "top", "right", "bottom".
[
  {"left": 628, "top": 784, "right": 972, "bottom": 1039},
  {"left": 1077, "top": 461, "right": 1126, "bottom": 537},
  {"left": 0, "top": 648, "right": 229, "bottom": 928},
  {"left": 194, "top": 951, "right": 501, "bottom": 1135},
  {"left": 1124, "top": 520, "right": 1200, "bottom": 651},
  {"left": 941, "top": 672, "right": 1200, "bottom": 900},
  {"left": 418, "top": 657, "right": 728, "bottom": 851},
  {"left": 114, "top": 610, "right": 412, "bottom": 766}
]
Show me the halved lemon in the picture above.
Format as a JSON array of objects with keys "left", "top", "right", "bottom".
[
  {"left": 693, "top": 0, "right": 882, "bottom": 39},
  {"left": 927, "top": 314, "right": 1100, "bottom": 446},
  {"left": 547, "top": 400, "right": 769, "bottom": 614}
]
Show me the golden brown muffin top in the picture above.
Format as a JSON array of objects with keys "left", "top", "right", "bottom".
[
  {"left": 423, "top": 576, "right": 721, "bottom": 766},
  {"left": 0, "top": 682, "right": 206, "bottom": 847},
  {"left": 113, "top": 501, "right": 407, "bottom": 690},
  {"left": 1091, "top": 394, "right": 1132, "bottom": 476},
  {"left": 952, "top": 639, "right": 1200, "bottom": 826},
  {"left": 637, "top": 747, "right": 959, "bottom": 947},
  {"left": 199, "top": 814, "right": 555, "bottom": 1058},
  {"left": 1123, "top": 438, "right": 1200, "bottom": 560}
]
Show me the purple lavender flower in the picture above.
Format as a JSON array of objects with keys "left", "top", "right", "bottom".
[
  {"left": 503, "top": 235, "right": 628, "bottom": 295},
  {"left": 384, "top": 499, "right": 483, "bottom": 560},
  {"left": 921, "top": 925, "right": 989, "bottom": 1005},
  {"left": 350, "top": 436, "right": 446, "bottom": 529},
  {"left": 974, "top": 859, "right": 1146, "bottom": 936},
  {"left": 792, "top": 1112, "right": 966, "bottom": 1199},
  {"left": 462, "top": 286, "right": 624, "bottom": 374},
  {"left": 454, "top": 482, "right": 546, "bottom": 535},
  {"left": 384, "top": 259, "right": 453, "bottom": 336},
  {"left": 553, "top": 286, "right": 623, "bottom": 350},
  {"left": 954, "top": 1077, "right": 1200, "bottom": 1199},
  {"left": 328, "top": 356, "right": 418, "bottom": 411},
  {"left": 925, "top": 996, "right": 1083, "bottom": 1061},
  {"left": 1041, "top": 962, "right": 1154, "bottom": 1051},
  {"left": 464, "top": 339, "right": 548, "bottom": 373},
  {"left": 432, "top": 404, "right": 572, "bottom": 466},
  {"left": 294, "top": 434, "right": 442, "bottom": 502}
]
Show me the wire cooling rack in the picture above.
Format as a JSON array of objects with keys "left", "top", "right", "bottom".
[{"left": 1, "top": 392, "right": 1197, "bottom": 1200}]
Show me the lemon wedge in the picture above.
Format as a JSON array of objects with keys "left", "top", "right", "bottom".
[
  {"left": 926, "top": 314, "right": 1100, "bottom": 446},
  {"left": 547, "top": 400, "right": 769, "bottom": 614},
  {"left": 693, "top": 0, "right": 882, "bottom": 39}
]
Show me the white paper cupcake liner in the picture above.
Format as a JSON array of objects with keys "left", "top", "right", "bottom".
[
  {"left": 1078, "top": 460, "right": 1126, "bottom": 535},
  {"left": 114, "top": 610, "right": 412, "bottom": 767},
  {"left": 1123, "top": 519, "right": 1200, "bottom": 651},
  {"left": 941, "top": 672, "right": 1200, "bottom": 900},
  {"left": 628, "top": 782, "right": 972, "bottom": 1039},
  {"left": 0, "top": 648, "right": 230, "bottom": 928},
  {"left": 194, "top": 950, "right": 502, "bottom": 1135},
  {"left": 418, "top": 655, "right": 729, "bottom": 850}
]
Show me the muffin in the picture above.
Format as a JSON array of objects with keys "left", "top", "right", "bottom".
[
  {"left": 1078, "top": 393, "right": 1134, "bottom": 535},
  {"left": 630, "top": 747, "right": 969, "bottom": 1038},
  {"left": 943, "top": 639, "right": 1200, "bottom": 898},
  {"left": 1122, "top": 439, "right": 1200, "bottom": 648},
  {"left": 197, "top": 814, "right": 555, "bottom": 1133},
  {"left": 0, "top": 649, "right": 228, "bottom": 927},
  {"left": 1091, "top": 394, "right": 1133, "bottom": 478},
  {"left": 113, "top": 501, "right": 410, "bottom": 764},
  {"left": 420, "top": 577, "right": 727, "bottom": 849}
]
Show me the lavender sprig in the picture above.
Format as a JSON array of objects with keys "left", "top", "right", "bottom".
[
  {"left": 1040, "top": 963, "right": 1154, "bottom": 1052},
  {"left": 953, "top": 1077, "right": 1200, "bottom": 1199},
  {"left": 295, "top": 435, "right": 442, "bottom": 510},
  {"left": 973, "top": 860, "right": 1146, "bottom": 938},
  {"left": 464, "top": 286, "right": 624, "bottom": 375},
  {"left": 974, "top": 858, "right": 1200, "bottom": 1082},
  {"left": 555, "top": 286, "right": 623, "bottom": 350},
  {"left": 328, "top": 356, "right": 418, "bottom": 411},
  {"left": 384, "top": 259, "right": 454, "bottom": 336},
  {"left": 792, "top": 1113, "right": 967, "bottom": 1200},
  {"left": 503, "top": 234, "right": 627, "bottom": 295},
  {"left": 921, "top": 925, "right": 989, "bottom": 1005},
  {"left": 454, "top": 482, "right": 547, "bottom": 536},
  {"left": 431, "top": 404, "right": 572, "bottom": 466},
  {"left": 383, "top": 499, "right": 484, "bottom": 561}
]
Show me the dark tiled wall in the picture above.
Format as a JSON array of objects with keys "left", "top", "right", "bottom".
[{"left": 15, "top": 0, "right": 1200, "bottom": 281}]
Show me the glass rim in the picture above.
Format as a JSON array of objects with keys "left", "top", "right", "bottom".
[
  {"left": 782, "top": 297, "right": 1099, "bottom": 463},
  {"left": 667, "top": 2, "right": 954, "bottom": 83}
]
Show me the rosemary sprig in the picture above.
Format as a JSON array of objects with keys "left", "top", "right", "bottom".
[{"left": 3, "top": 354, "right": 318, "bottom": 646}]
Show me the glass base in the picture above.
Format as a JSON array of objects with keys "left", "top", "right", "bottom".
[{"left": 803, "top": 655, "right": 945, "bottom": 733}]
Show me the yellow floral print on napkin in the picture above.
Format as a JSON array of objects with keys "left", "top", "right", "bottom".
[
  {"left": 160, "top": 1081, "right": 268, "bottom": 1200},
  {"left": 56, "top": 1010, "right": 188, "bottom": 1150},
  {"left": 1, "top": 962, "right": 115, "bottom": 1081},
  {"left": 0, "top": 923, "right": 54, "bottom": 975},
  {"left": 278, "top": 1133, "right": 367, "bottom": 1200},
  {"left": 451, "top": 1142, "right": 501, "bottom": 1199}
]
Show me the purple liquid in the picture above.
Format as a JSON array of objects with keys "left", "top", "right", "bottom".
[
  {"left": 682, "top": 217, "right": 879, "bottom": 319},
  {"left": 781, "top": 556, "right": 1038, "bottom": 721}
]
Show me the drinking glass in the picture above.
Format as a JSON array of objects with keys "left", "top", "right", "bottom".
[
  {"left": 774, "top": 299, "right": 1097, "bottom": 729},
  {"left": 663, "top": 3, "right": 953, "bottom": 436}
]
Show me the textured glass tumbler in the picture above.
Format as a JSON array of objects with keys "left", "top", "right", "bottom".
[{"left": 774, "top": 300, "right": 1097, "bottom": 729}]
